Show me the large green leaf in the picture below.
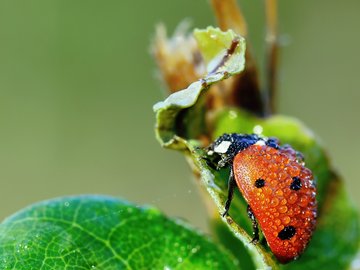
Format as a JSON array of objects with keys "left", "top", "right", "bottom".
[{"left": 0, "top": 196, "right": 239, "bottom": 270}]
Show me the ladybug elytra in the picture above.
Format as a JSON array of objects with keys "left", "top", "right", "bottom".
[{"left": 205, "top": 133, "right": 317, "bottom": 263}]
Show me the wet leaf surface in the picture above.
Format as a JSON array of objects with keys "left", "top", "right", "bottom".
[{"left": 0, "top": 195, "right": 239, "bottom": 270}]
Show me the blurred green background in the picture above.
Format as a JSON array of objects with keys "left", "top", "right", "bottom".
[{"left": 0, "top": 0, "right": 359, "bottom": 231}]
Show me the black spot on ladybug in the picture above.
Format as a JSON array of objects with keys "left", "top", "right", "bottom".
[
  {"left": 278, "top": 226, "right": 296, "bottom": 240},
  {"left": 255, "top": 178, "right": 265, "bottom": 188},
  {"left": 290, "top": 177, "right": 302, "bottom": 191}
]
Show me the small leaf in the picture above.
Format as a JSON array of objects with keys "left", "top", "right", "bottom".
[
  {"left": 0, "top": 196, "right": 239, "bottom": 270},
  {"left": 153, "top": 27, "right": 246, "bottom": 150}
]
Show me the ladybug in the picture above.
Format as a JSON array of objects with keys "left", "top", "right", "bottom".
[{"left": 205, "top": 133, "right": 317, "bottom": 263}]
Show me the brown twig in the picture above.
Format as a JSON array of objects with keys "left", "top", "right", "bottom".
[
  {"left": 210, "top": 0, "right": 265, "bottom": 117},
  {"left": 264, "top": 0, "right": 279, "bottom": 115}
]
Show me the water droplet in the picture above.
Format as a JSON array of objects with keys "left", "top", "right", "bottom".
[
  {"left": 279, "top": 172, "right": 287, "bottom": 181},
  {"left": 282, "top": 216, "right": 291, "bottom": 224},
  {"left": 274, "top": 219, "right": 281, "bottom": 226},
  {"left": 278, "top": 205, "right": 288, "bottom": 213},
  {"left": 64, "top": 201, "right": 70, "bottom": 207},
  {"left": 288, "top": 193, "right": 298, "bottom": 204},
  {"left": 229, "top": 110, "right": 238, "bottom": 119},
  {"left": 299, "top": 196, "right": 309, "bottom": 207},
  {"left": 253, "top": 125, "right": 263, "bottom": 134},
  {"left": 270, "top": 197, "right": 279, "bottom": 207},
  {"left": 191, "top": 245, "right": 200, "bottom": 253}
]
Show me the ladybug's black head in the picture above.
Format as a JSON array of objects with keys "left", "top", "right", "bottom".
[
  {"left": 206, "top": 133, "right": 280, "bottom": 168},
  {"left": 206, "top": 133, "right": 259, "bottom": 168}
]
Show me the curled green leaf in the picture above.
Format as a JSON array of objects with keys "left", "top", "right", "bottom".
[{"left": 153, "top": 27, "right": 246, "bottom": 150}]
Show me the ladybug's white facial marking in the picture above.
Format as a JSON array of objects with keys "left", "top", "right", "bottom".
[
  {"left": 254, "top": 139, "right": 266, "bottom": 146},
  {"left": 214, "top": 141, "right": 232, "bottom": 154}
]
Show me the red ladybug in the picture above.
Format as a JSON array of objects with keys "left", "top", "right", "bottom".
[{"left": 205, "top": 133, "right": 317, "bottom": 263}]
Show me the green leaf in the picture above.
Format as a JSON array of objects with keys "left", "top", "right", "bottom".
[
  {"left": 0, "top": 195, "right": 239, "bottom": 270},
  {"left": 210, "top": 219, "right": 256, "bottom": 270},
  {"left": 153, "top": 26, "right": 246, "bottom": 150}
]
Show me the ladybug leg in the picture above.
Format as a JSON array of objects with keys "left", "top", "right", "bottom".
[
  {"left": 222, "top": 168, "right": 236, "bottom": 217},
  {"left": 202, "top": 156, "right": 218, "bottom": 170},
  {"left": 247, "top": 205, "right": 259, "bottom": 244}
]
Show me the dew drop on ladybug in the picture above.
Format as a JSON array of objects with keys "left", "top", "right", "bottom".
[{"left": 206, "top": 133, "right": 317, "bottom": 263}]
